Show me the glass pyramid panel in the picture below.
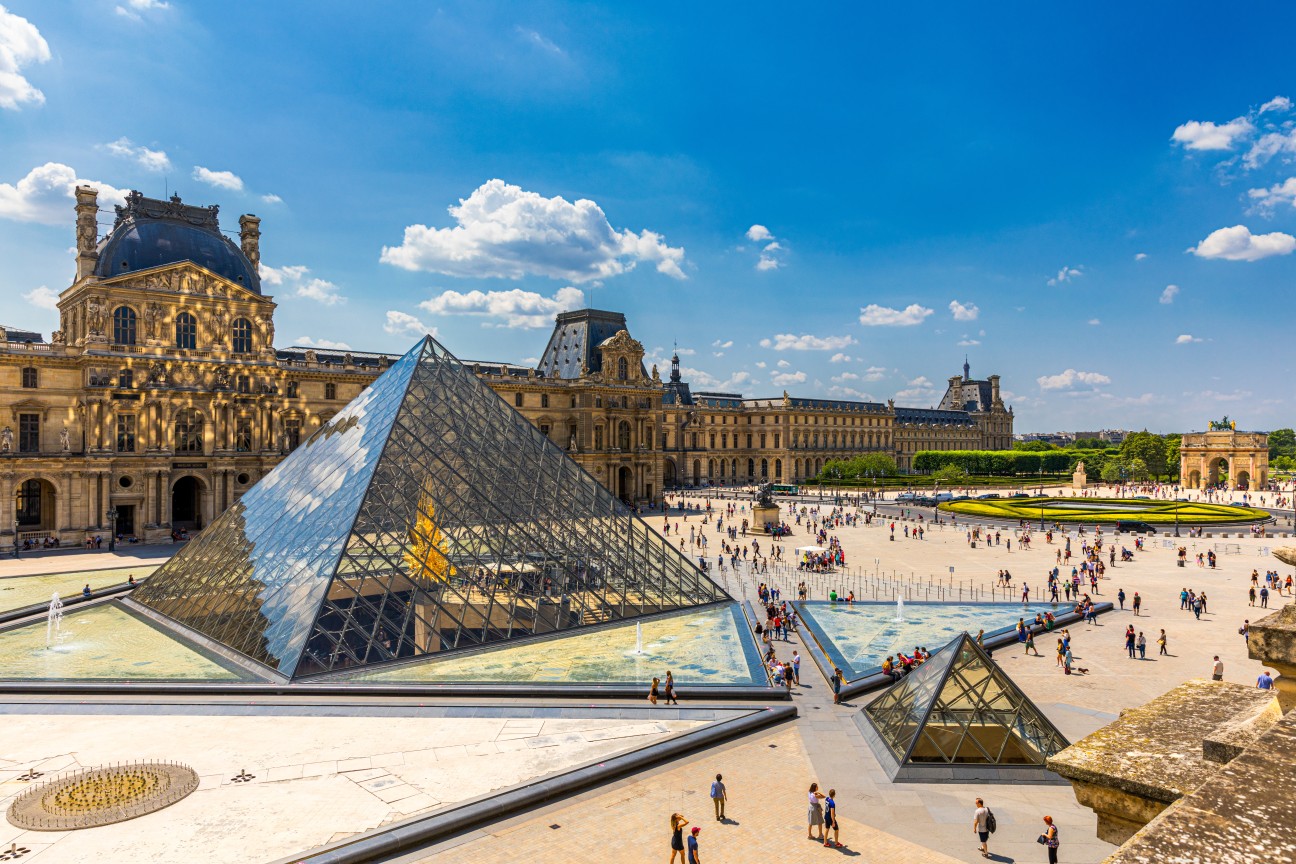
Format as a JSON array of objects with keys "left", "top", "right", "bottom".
[
  {"left": 863, "top": 633, "right": 1068, "bottom": 768},
  {"left": 135, "top": 336, "right": 729, "bottom": 679}
]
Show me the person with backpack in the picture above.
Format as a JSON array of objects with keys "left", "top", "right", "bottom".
[{"left": 973, "top": 797, "right": 995, "bottom": 858}]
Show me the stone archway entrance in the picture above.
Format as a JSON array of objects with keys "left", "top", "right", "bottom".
[
  {"left": 15, "top": 478, "right": 56, "bottom": 540},
  {"left": 1179, "top": 429, "right": 1270, "bottom": 491},
  {"left": 171, "top": 476, "right": 205, "bottom": 530},
  {"left": 1208, "top": 457, "right": 1229, "bottom": 487},
  {"left": 616, "top": 466, "right": 633, "bottom": 503},
  {"left": 663, "top": 459, "right": 677, "bottom": 488}
]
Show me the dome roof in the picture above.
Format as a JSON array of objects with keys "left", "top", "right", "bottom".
[{"left": 94, "top": 192, "right": 261, "bottom": 293}]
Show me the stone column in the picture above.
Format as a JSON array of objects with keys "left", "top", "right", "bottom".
[{"left": 74, "top": 186, "right": 100, "bottom": 281}]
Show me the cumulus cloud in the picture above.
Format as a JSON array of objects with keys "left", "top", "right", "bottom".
[
  {"left": 1087, "top": 318, "right": 1101, "bottom": 326},
  {"left": 1175, "top": 334, "right": 1203, "bottom": 344},
  {"left": 417, "top": 286, "right": 584, "bottom": 329},
  {"left": 1036, "top": 369, "right": 1111, "bottom": 391},
  {"left": 957, "top": 338, "right": 981, "bottom": 346},
  {"left": 712, "top": 339, "right": 733, "bottom": 349},
  {"left": 23, "top": 284, "right": 57, "bottom": 310},
  {"left": 862, "top": 366, "right": 887, "bottom": 382},
  {"left": 261, "top": 193, "right": 283, "bottom": 204},
  {"left": 104, "top": 138, "right": 170, "bottom": 172},
  {"left": 776, "top": 359, "right": 790, "bottom": 369},
  {"left": 908, "top": 376, "right": 932, "bottom": 387},
  {"left": 1047, "top": 265, "right": 1083, "bottom": 286},
  {"left": 1247, "top": 177, "right": 1296, "bottom": 214},
  {"left": 745, "top": 224, "right": 772, "bottom": 242},
  {"left": 1245, "top": 129, "right": 1296, "bottom": 169},
  {"left": 0, "top": 5, "right": 48, "bottom": 110},
  {"left": 829, "top": 353, "right": 852, "bottom": 363},
  {"left": 858, "top": 303, "right": 933, "bottom": 327},
  {"left": 383, "top": 310, "right": 433, "bottom": 338},
  {"left": 827, "top": 385, "right": 876, "bottom": 401},
  {"left": 744, "top": 226, "right": 787, "bottom": 271},
  {"left": 0, "top": 163, "right": 129, "bottom": 225},
  {"left": 948, "top": 299, "right": 979, "bottom": 321},
  {"left": 832, "top": 372, "right": 860, "bottom": 383},
  {"left": 756, "top": 255, "right": 781, "bottom": 271},
  {"left": 115, "top": 0, "right": 169, "bottom": 18},
  {"left": 192, "top": 166, "right": 244, "bottom": 192},
  {"left": 1189, "top": 225, "right": 1296, "bottom": 261},
  {"left": 770, "top": 370, "right": 807, "bottom": 387},
  {"left": 1261, "top": 96, "right": 1292, "bottom": 114},
  {"left": 759, "top": 333, "right": 856, "bottom": 351},
  {"left": 381, "top": 179, "right": 686, "bottom": 282},
  {"left": 1134, "top": 252, "right": 1148, "bottom": 261},
  {"left": 1171, "top": 117, "right": 1254, "bottom": 151},
  {"left": 258, "top": 263, "right": 346, "bottom": 305},
  {"left": 293, "top": 336, "right": 352, "bottom": 350},
  {"left": 1159, "top": 284, "right": 1179, "bottom": 304}
]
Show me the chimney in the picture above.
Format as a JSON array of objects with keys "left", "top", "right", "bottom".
[
  {"left": 989, "top": 374, "right": 1002, "bottom": 405},
  {"left": 75, "top": 186, "right": 99, "bottom": 281},
  {"left": 239, "top": 214, "right": 261, "bottom": 272}
]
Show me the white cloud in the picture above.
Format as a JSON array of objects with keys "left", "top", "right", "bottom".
[
  {"left": 22, "top": 284, "right": 57, "bottom": 310},
  {"left": 1134, "top": 252, "right": 1148, "bottom": 261},
  {"left": 1036, "top": 369, "right": 1111, "bottom": 391},
  {"left": 863, "top": 366, "right": 887, "bottom": 382},
  {"left": 1047, "top": 265, "right": 1083, "bottom": 286},
  {"left": 1189, "top": 225, "right": 1296, "bottom": 261},
  {"left": 515, "top": 26, "right": 564, "bottom": 56},
  {"left": 763, "top": 241, "right": 782, "bottom": 252},
  {"left": 745, "top": 228, "right": 787, "bottom": 271},
  {"left": 770, "top": 370, "right": 806, "bottom": 387},
  {"left": 1087, "top": 318, "right": 1101, "bottom": 326},
  {"left": 948, "top": 299, "right": 979, "bottom": 321},
  {"left": 293, "top": 336, "right": 352, "bottom": 350},
  {"left": 1247, "top": 177, "right": 1296, "bottom": 214},
  {"left": 0, "top": 163, "right": 129, "bottom": 225},
  {"left": 192, "top": 166, "right": 244, "bottom": 192},
  {"left": 383, "top": 310, "right": 433, "bottom": 338},
  {"left": 417, "top": 286, "right": 584, "bottom": 329},
  {"left": 858, "top": 303, "right": 933, "bottom": 327},
  {"left": 673, "top": 347, "right": 696, "bottom": 356},
  {"left": 829, "top": 353, "right": 852, "bottom": 363},
  {"left": 827, "top": 385, "right": 876, "bottom": 401},
  {"left": 712, "top": 339, "right": 733, "bottom": 349},
  {"left": 116, "top": 0, "right": 169, "bottom": 16},
  {"left": 832, "top": 372, "right": 860, "bottom": 383},
  {"left": 957, "top": 338, "right": 981, "bottom": 346},
  {"left": 1175, "top": 334, "right": 1203, "bottom": 344},
  {"left": 103, "top": 137, "right": 170, "bottom": 172},
  {"left": 1171, "top": 117, "right": 1254, "bottom": 151},
  {"left": 1261, "top": 96, "right": 1292, "bottom": 114},
  {"left": 745, "top": 224, "right": 772, "bottom": 242},
  {"left": 754, "top": 361, "right": 766, "bottom": 369},
  {"left": 756, "top": 255, "right": 781, "bottom": 271},
  {"left": 0, "top": 5, "right": 48, "bottom": 110},
  {"left": 1159, "top": 284, "right": 1179, "bottom": 304},
  {"left": 261, "top": 193, "right": 283, "bottom": 204},
  {"left": 1244, "top": 129, "right": 1296, "bottom": 170},
  {"left": 1196, "top": 389, "right": 1252, "bottom": 402},
  {"left": 258, "top": 263, "right": 345, "bottom": 305},
  {"left": 776, "top": 359, "right": 790, "bottom": 368},
  {"left": 381, "top": 179, "right": 685, "bottom": 282},
  {"left": 908, "top": 376, "right": 932, "bottom": 387},
  {"left": 759, "top": 333, "right": 856, "bottom": 351}
]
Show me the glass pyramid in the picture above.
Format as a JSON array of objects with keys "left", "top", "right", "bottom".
[
  {"left": 132, "top": 336, "right": 729, "bottom": 679},
  {"left": 859, "top": 633, "right": 1069, "bottom": 781}
]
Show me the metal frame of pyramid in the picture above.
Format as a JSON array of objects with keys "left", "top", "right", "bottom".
[
  {"left": 130, "top": 335, "right": 731, "bottom": 680},
  {"left": 854, "top": 632, "right": 1070, "bottom": 783}
]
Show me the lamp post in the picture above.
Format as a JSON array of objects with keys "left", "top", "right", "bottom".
[
  {"left": 12, "top": 517, "right": 17, "bottom": 560},
  {"left": 106, "top": 507, "right": 118, "bottom": 553}
]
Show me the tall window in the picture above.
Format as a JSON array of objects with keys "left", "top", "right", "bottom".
[
  {"left": 594, "top": 427, "right": 604, "bottom": 450},
  {"left": 112, "top": 306, "right": 137, "bottom": 346},
  {"left": 514, "top": 393, "right": 523, "bottom": 407},
  {"left": 617, "top": 421, "right": 631, "bottom": 450},
  {"left": 540, "top": 393, "right": 550, "bottom": 408},
  {"left": 20, "top": 367, "right": 37, "bottom": 388},
  {"left": 116, "top": 414, "right": 136, "bottom": 453},
  {"left": 284, "top": 418, "right": 302, "bottom": 451},
  {"left": 286, "top": 380, "right": 299, "bottom": 398},
  {"left": 118, "top": 368, "right": 133, "bottom": 389},
  {"left": 175, "top": 312, "right": 197, "bottom": 350},
  {"left": 174, "top": 408, "right": 203, "bottom": 453},
  {"left": 236, "top": 375, "right": 251, "bottom": 394},
  {"left": 617, "top": 357, "right": 628, "bottom": 380},
  {"left": 235, "top": 417, "right": 253, "bottom": 452},
  {"left": 325, "top": 382, "right": 337, "bottom": 400},
  {"left": 231, "top": 318, "right": 253, "bottom": 354},
  {"left": 15, "top": 479, "right": 42, "bottom": 527},
  {"left": 18, "top": 413, "right": 39, "bottom": 452}
]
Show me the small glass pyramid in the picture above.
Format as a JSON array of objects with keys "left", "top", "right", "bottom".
[
  {"left": 132, "top": 336, "right": 729, "bottom": 679},
  {"left": 858, "top": 633, "right": 1069, "bottom": 781}
]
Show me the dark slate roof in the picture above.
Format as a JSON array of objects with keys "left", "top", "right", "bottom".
[
  {"left": 663, "top": 380, "right": 694, "bottom": 406},
  {"left": 786, "top": 397, "right": 887, "bottom": 412},
  {"left": 278, "top": 347, "right": 396, "bottom": 369},
  {"left": 95, "top": 192, "right": 261, "bottom": 293},
  {"left": 0, "top": 325, "right": 44, "bottom": 343},
  {"left": 894, "top": 407, "right": 977, "bottom": 426},
  {"left": 939, "top": 378, "right": 995, "bottom": 412},
  {"left": 536, "top": 309, "right": 646, "bottom": 380},
  {"left": 693, "top": 391, "right": 744, "bottom": 408}
]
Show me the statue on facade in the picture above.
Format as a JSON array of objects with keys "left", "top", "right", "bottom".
[
  {"left": 258, "top": 315, "right": 274, "bottom": 348},
  {"left": 0, "top": 426, "right": 11, "bottom": 453},
  {"left": 213, "top": 367, "right": 231, "bottom": 390},
  {"left": 343, "top": 352, "right": 354, "bottom": 366},
  {"left": 146, "top": 360, "right": 167, "bottom": 385},
  {"left": 86, "top": 299, "right": 106, "bottom": 336},
  {"left": 60, "top": 426, "right": 70, "bottom": 452}
]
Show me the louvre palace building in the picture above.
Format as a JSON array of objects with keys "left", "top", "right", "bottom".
[{"left": 0, "top": 188, "right": 1012, "bottom": 545}]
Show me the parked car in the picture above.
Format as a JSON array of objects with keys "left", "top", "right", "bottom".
[
  {"left": 976, "top": 493, "right": 1001, "bottom": 499},
  {"left": 1116, "top": 521, "right": 1157, "bottom": 534}
]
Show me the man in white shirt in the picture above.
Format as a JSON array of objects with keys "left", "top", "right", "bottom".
[
  {"left": 1212, "top": 656, "right": 1224, "bottom": 681},
  {"left": 972, "top": 797, "right": 991, "bottom": 858}
]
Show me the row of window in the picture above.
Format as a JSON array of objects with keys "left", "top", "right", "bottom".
[
  {"left": 512, "top": 392, "right": 645, "bottom": 410},
  {"left": 111, "top": 306, "right": 255, "bottom": 352},
  {"left": 14, "top": 412, "right": 305, "bottom": 455},
  {"left": 20, "top": 368, "right": 338, "bottom": 402}
]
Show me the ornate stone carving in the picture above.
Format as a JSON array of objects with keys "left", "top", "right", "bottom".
[
  {"left": 114, "top": 191, "right": 220, "bottom": 231},
  {"left": 86, "top": 297, "right": 106, "bottom": 336},
  {"left": 258, "top": 315, "right": 274, "bottom": 348},
  {"left": 60, "top": 426, "right": 70, "bottom": 452},
  {"left": 146, "top": 360, "right": 167, "bottom": 386},
  {"left": 213, "top": 367, "right": 231, "bottom": 390},
  {"left": 143, "top": 303, "right": 164, "bottom": 340},
  {"left": 0, "top": 426, "right": 11, "bottom": 453}
]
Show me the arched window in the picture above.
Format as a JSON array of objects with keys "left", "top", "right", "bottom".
[
  {"left": 774, "top": 458, "right": 783, "bottom": 478},
  {"left": 112, "top": 306, "right": 137, "bottom": 346},
  {"left": 231, "top": 318, "right": 253, "bottom": 354},
  {"left": 174, "top": 408, "right": 204, "bottom": 453},
  {"left": 761, "top": 459, "right": 769, "bottom": 478},
  {"left": 175, "top": 312, "right": 197, "bottom": 350},
  {"left": 617, "top": 357, "right": 628, "bottom": 380}
]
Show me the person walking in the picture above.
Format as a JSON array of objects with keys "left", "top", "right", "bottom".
[
  {"left": 822, "top": 788, "right": 841, "bottom": 848},
  {"left": 1117, "top": 588, "right": 1126, "bottom": 610},
  {"left": 669, "top": 813, "right": 689, "bottom": 864},
  {"left": 649, "top": 677, "right": 660, "bottom": 705},
  {"left": 1212, "top": 656, "right": 1224, "bottom": 681},
  {"left": 1132, "top": 592, "right": 1141, "bottom": 616},
  {"left": 807, "top": 783, "right": 826, "bottom": 842},
  {"left": 1040, "top": 815, "right": 1060, "bottom": 864},
  {"left": 1137, "top": 631, "right": 1146, "bottom": 659},
  {"left": 709, "top": 774, "right": 726, "bottom": 821},
  {"left": 687, "top": 826, "right": 701, "bottom": 864},
  {"left": 664, "top": 671, "right": 679, "bottom": 705},
  {"left": 1258, "top": 669, "right": 1275, "bottom": 690},
  {"left": 791, "top": 650, "right": 801, "bottom": 685},
  {"left": 1125, "top": 626, "right": 1136, "bottom": 659},
  {"left": 973, "top": 797, "right": 992, "bottom": 859},
  {"left": 1158, "top": 629, "right": 1168, "bottom": 656}
]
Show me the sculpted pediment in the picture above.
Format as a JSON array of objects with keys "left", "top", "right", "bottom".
[{"left": 97, "top": 262, "right": 271, "bottom": 304}]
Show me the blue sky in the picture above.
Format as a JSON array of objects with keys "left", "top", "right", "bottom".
[{"left": 2, "top": 2, "right": 1294, "bottom": 433}]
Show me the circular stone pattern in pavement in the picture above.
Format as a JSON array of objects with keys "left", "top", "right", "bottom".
[
  {"left": 7, "top": 762, "right": 199, "bottom": 831},
  {"left": 938, "top": 496, "right": 1270, "bottom": 525}
]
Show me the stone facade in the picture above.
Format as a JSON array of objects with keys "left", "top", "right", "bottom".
[
  {"left": 1179, "top": 428, "right": 1269, "bottom": 490},
  {"left": 0, "top": 188, "right": 1013, "bottom": 547}
]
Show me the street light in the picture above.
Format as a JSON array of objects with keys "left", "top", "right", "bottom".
[
  {"left": 106, "top": 507, "right": 118, "bottom": 552},
  {"left": 11, "top": 516, "right": 17, "bottom": 560}
]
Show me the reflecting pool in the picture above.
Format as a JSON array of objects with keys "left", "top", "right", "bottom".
[
  {"left": 0, "top": 565, "right": 159, "bottom": 614},
  {"left": 0, "top": 601, "right": 254, "bottom": 681},
  {"left": 331, "top": 603, "right": 766, "bottom": 686},
  {"left": 797, "top": 600, "right": 1065, "bottom": 680}
]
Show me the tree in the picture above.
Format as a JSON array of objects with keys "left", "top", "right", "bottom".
[
  {"left": 1163, "top": 434, "right": 1182, "bottom": 480},
  {"left": 1126, "top": 457, "right": 1150, "bottom": 482},
  {"left": 1100, "top": 460, "right": 1124, "bottom": 484},
  {"left": 1121, "top": 431, "right": 1168, "bottom": 479},
  {"left": 1015, "top": 440, "right": 1055, "bottom": 452},
  {"left": 1270, "top": 428, "right": 1296, "bottom": 460},
  {"left": 1074, "top": 438, "right": 1105, "bottom": 450},
  {"left": 932, "top": 464, "right": 970, "bottom": 483}
]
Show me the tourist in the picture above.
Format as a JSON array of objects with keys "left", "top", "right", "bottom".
[
  {"left": 822, "top": 787, "right": 841, "bottom": 848},
  {"left": 649, "top": 677, "right": 660, "bottom": 705},
  {"left": 1040, "top": 815, "right": 1060, "bottom": 863},
  {"left": 687, "top": 826, "right": 701, "bottom": 864},
  {"left": 664, "top": 671, "right": 679, "bottom": 704},
  {"left": 1240, "top": 619, "right": 1250, "bottom": 642},
  {"left": 670, "top": 813, "right": 689, "bottom": 864},
  {"left": 1158, "top": 629, "right": 1168, "bottom": 656},
  {"left": 1258, "top": 669, "right": 1275, "bottom": 690},
  {"left": 807, "top": 783, "right": 826, "bottom": 842},
  {"left": 791, "top": 651, "right": 801, "bottom": 684},
  {"left": 973, "top": 797, "right": 992, "bottom": 859},
  {"left": 709, "top": 774, "right": 726, "bottom": 821},
  {"left": 1137, "top": 631, "right": 1146, "bottom": 659},
  {"left": 1132, "top": 592, "right": 1141, "bottom": 616},
  {"left": 1212, "top": 656, "right": 1224, "bottom": 681},
  {"left": 1125, "top": 626, "right": 1136, "bottom": 659},
  {"left": 82, "top": 584, "right": 91, "bottom": 598},
  {"left": 830, "top": 668, "right": 843, "bottom": 704},
  {"left": 1117, "top": 588, "right": 1125, "bottom": 610}
]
